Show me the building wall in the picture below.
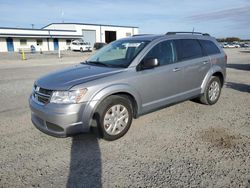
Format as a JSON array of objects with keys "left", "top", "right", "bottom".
[
  {"left": 44, "top": 24, "right": 77, "bottom": 31},
  {"left": 0, "top": 23, "right": 139, "bottom": 52},
  {"left": 75, "top": 25, "right": 139, "bottom": 43},
  {"left": 48, "top": 39, "right": 54, "bottom": 51},
  {"left": 0, "top": 38, "right": 8, "bottom": 52},
  {"left": 100, "top": 26, "right": 138, "bottom": 42},
  {"left": 45, "top": 24, "right": 139, "bottom": 43},
  {"left": 12, "top": 38, "right": 49, "bottom": 52},
  {"left": 75, "top": 25, "right": 101, "bottom": 42},
  {"left": 0, "top": 38, "right": 70, "bottom": 52},
  {"left": 58, "top": 39, "right": 70, "bottom": 51}
]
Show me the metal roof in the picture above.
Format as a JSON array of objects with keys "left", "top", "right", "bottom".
[
  {"left": 0, "top": 26, "right": 76, "bottom": 32},
  {"left": 0, "top": 27, "right": 81, "bottom": 39},
  {"left": 43, "top": 22, "right": 139, "bottom": 29},
  {"left": 0, "top": 34, "right": 82, "bottom": 39}
]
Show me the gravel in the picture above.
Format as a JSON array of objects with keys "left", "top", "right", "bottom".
[{"left": 0, "top": 49, "right": 249, "bottom": 188}]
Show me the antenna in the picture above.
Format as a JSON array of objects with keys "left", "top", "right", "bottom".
[{"left": 61, "top": 10, "right": 65, "bottom": 23}]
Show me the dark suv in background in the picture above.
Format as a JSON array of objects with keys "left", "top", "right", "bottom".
[
  {"left": 94, "top": 42, "right": 107, "bottom": 50},
  {"left": 29, "top": 32, "right": 227, "bottom": 140}
]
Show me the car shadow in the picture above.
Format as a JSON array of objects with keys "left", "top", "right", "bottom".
[
  {"left": 67, "top": 134, "right": 102, "bottom": 188},
  {"left": 225, "top": 82, "right": 250, "bottom": 93},
  {"left": 227, "top": 64, "right": 250, "bottom": 71}
]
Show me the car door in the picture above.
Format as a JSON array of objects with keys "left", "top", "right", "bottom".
[
  {"left": 131, "top": 40, "right": 186, "bottom": 114},
  {"left": 174, "top": 39, "right": 211, "bottom": 95}
]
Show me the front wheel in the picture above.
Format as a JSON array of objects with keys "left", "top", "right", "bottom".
[
  {"left": 92, "top": 95, "right": 133, "bottom": 141},
  {"left": 199, "top": 76, "right": 222, "bottom": 105}
]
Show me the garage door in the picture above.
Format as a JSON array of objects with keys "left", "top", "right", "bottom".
[{"left": 82, "top": 30, "right": 96, "bottom": 48}]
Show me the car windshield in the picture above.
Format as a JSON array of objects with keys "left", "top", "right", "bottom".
[{"left": 85, "top": 40, "right": 149, "bottom": 68}]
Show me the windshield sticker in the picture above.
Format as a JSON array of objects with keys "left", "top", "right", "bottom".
[{"left": 126, "top": 43, "right": 141, "bottom": 48}]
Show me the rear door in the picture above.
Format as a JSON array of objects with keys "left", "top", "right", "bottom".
[
  {"left": 175, "top": 39, "right": 211, "bottom": 95},
  {"left": 199, "top": 39, "right": 223, "bottom": 67}
]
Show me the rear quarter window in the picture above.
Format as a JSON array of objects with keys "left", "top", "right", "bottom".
[
  {"left": 199, "top": 40, "right": 221, "bottom": 55},
  {"left": 175, "top": 39, "right": 203, "bottom": 61}
]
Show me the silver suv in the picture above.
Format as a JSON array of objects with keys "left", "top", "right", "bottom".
[{"left": 29, "top": 32, "right": 227, "bottom": 140}]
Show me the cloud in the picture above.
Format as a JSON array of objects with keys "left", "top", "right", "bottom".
[{"left": 187, "top": 6, "right": 250, "bottom": 25}]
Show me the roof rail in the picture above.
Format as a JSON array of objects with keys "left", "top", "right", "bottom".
[
  {"left": 166, "top": 32, "right": 210, "bottom": 36},
  {"left": 132, "top": 34, "right": 152, "bottom": 37}
]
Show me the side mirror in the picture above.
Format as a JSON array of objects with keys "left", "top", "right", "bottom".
[{"left": 137, "top": 58, "right": 159, "bottom": 71}]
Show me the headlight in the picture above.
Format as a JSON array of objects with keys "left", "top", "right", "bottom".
[{"left": 50, "top": 88, "right": 87, "bottom": 104}]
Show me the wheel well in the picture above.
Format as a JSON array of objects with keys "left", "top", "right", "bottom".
[
  {"left": 212, "top": 72, "right": 224, "bottom": 86},
  {"left": 111, "top": 92, "right": 138, "bottom": 118}
]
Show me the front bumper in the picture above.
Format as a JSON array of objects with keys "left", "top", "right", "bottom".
[{"left": 29, "top": 96, "right": 90, "bottom": 137}]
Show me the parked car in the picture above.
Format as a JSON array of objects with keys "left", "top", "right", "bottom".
[
  {"left": 94, "top": 42, "right": 107, "bottom": 50},
  {"left": 223, "top": 42, "right": 240, "bottom": 48},
  {"left": 70, "top": 40, "right": 92, "bottom": 52},
  {"left": 29, "top": 32, "right": 227, "bottom": 140},
  {"left": 240, "top": 43, "right": 249, "bottom": 48},
  {"left": 232, "top": 43, "right": 240, "bottom": 48}
]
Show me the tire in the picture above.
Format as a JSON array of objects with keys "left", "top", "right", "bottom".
[
  {"left": 199, "top": 76, "right": 221, "bottom": 105},
  {"left": 80, "top": 47, "right": 83, "bottom": 52},
  {"left": 92, "top": 95, "right": 133, "bottom": 141}
]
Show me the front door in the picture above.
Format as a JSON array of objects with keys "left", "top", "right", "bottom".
[
  {"left": 6, "top": 38, "right": 14, "bottom": 52},
  {"left": 133, "top": 40, "right": 185, "bottom": 114},
  {"left": 53, "top": 38, "right": 59, "bottom": 50}
]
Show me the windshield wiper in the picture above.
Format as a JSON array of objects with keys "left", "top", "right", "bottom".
[
  {"left": 82, "top": 61, "right": 127, "bottom": 68},
  {"left": 84, "top": 61, "right": 109, "bottom": 67}
]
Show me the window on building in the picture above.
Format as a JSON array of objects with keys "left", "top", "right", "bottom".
[
  {"left": 36, "top": 39, "right": 43, "bottom": 46},
  {"left": 20, "top": 39, "right": 27, "bottom": 46},
  {"left": 66, "top": 39, "right": 71, "bottom": 45},
  {"left": 126, "top": 32, "right": 132, "bottom": 37}
]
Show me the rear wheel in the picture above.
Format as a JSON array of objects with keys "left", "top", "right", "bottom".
[
  {"left": 199, "top": 76, "right": 221, "bottom": 105},
  {"left": 92, "top": 95, "right": 133, "bottom": 141}
]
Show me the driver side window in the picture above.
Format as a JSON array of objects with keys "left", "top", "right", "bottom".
[{"left": 144, "top": 40, "right": 177, "bottom": 66}]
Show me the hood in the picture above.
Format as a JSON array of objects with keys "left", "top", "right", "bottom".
[{"left": 36, "top": 64, "right": 124, "bottom": 90}]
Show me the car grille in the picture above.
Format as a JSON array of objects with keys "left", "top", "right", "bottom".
[{"left": 33, "top": 85, "right": 52, "bottom": 105}]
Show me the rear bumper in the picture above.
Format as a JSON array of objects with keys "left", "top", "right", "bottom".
[{"left": 29, "top": 96, "right": 90, "bottom": 137}]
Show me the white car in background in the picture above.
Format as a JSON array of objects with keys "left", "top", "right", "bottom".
[
  {"left": 70, "top": 40, "right": 92, "bottom": 52},
  {"left": 223, "top": 43, "right": 240, "bottom": 48}
]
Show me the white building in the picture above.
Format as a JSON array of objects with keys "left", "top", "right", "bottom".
[{"left": 0, "top": 23, "right": 139, "bottom": 52}]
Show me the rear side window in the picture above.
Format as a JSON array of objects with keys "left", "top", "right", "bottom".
[
  {"left": 199, "top": 40, "right": 221, "bottom": 55},
  {"left": 175, "top": 39, "right": 203, "bottom": 61}
]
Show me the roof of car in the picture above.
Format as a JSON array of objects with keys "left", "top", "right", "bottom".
[
  {"left": 127, "top": 34, "right": 165, "bottom": 41},
  {"left": 127, "top": 32, "right": 212, "bottom": 41}
]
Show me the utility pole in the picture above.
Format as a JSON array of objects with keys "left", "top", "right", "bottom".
[{"left": 61, "top": 10, "right": 64, "bottom": 23}]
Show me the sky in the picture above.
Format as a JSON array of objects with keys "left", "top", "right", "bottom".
[{"left": 0, "top": 0, "right": 250, "bottom": 39}]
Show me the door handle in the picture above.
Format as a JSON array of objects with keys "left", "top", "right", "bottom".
[{"left": 173, "top": 67, "right": 181, "bottom": 72}]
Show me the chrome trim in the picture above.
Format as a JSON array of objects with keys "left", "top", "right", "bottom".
[{"left": 32, "top": 86, "right": 52, "bottom": 105}]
